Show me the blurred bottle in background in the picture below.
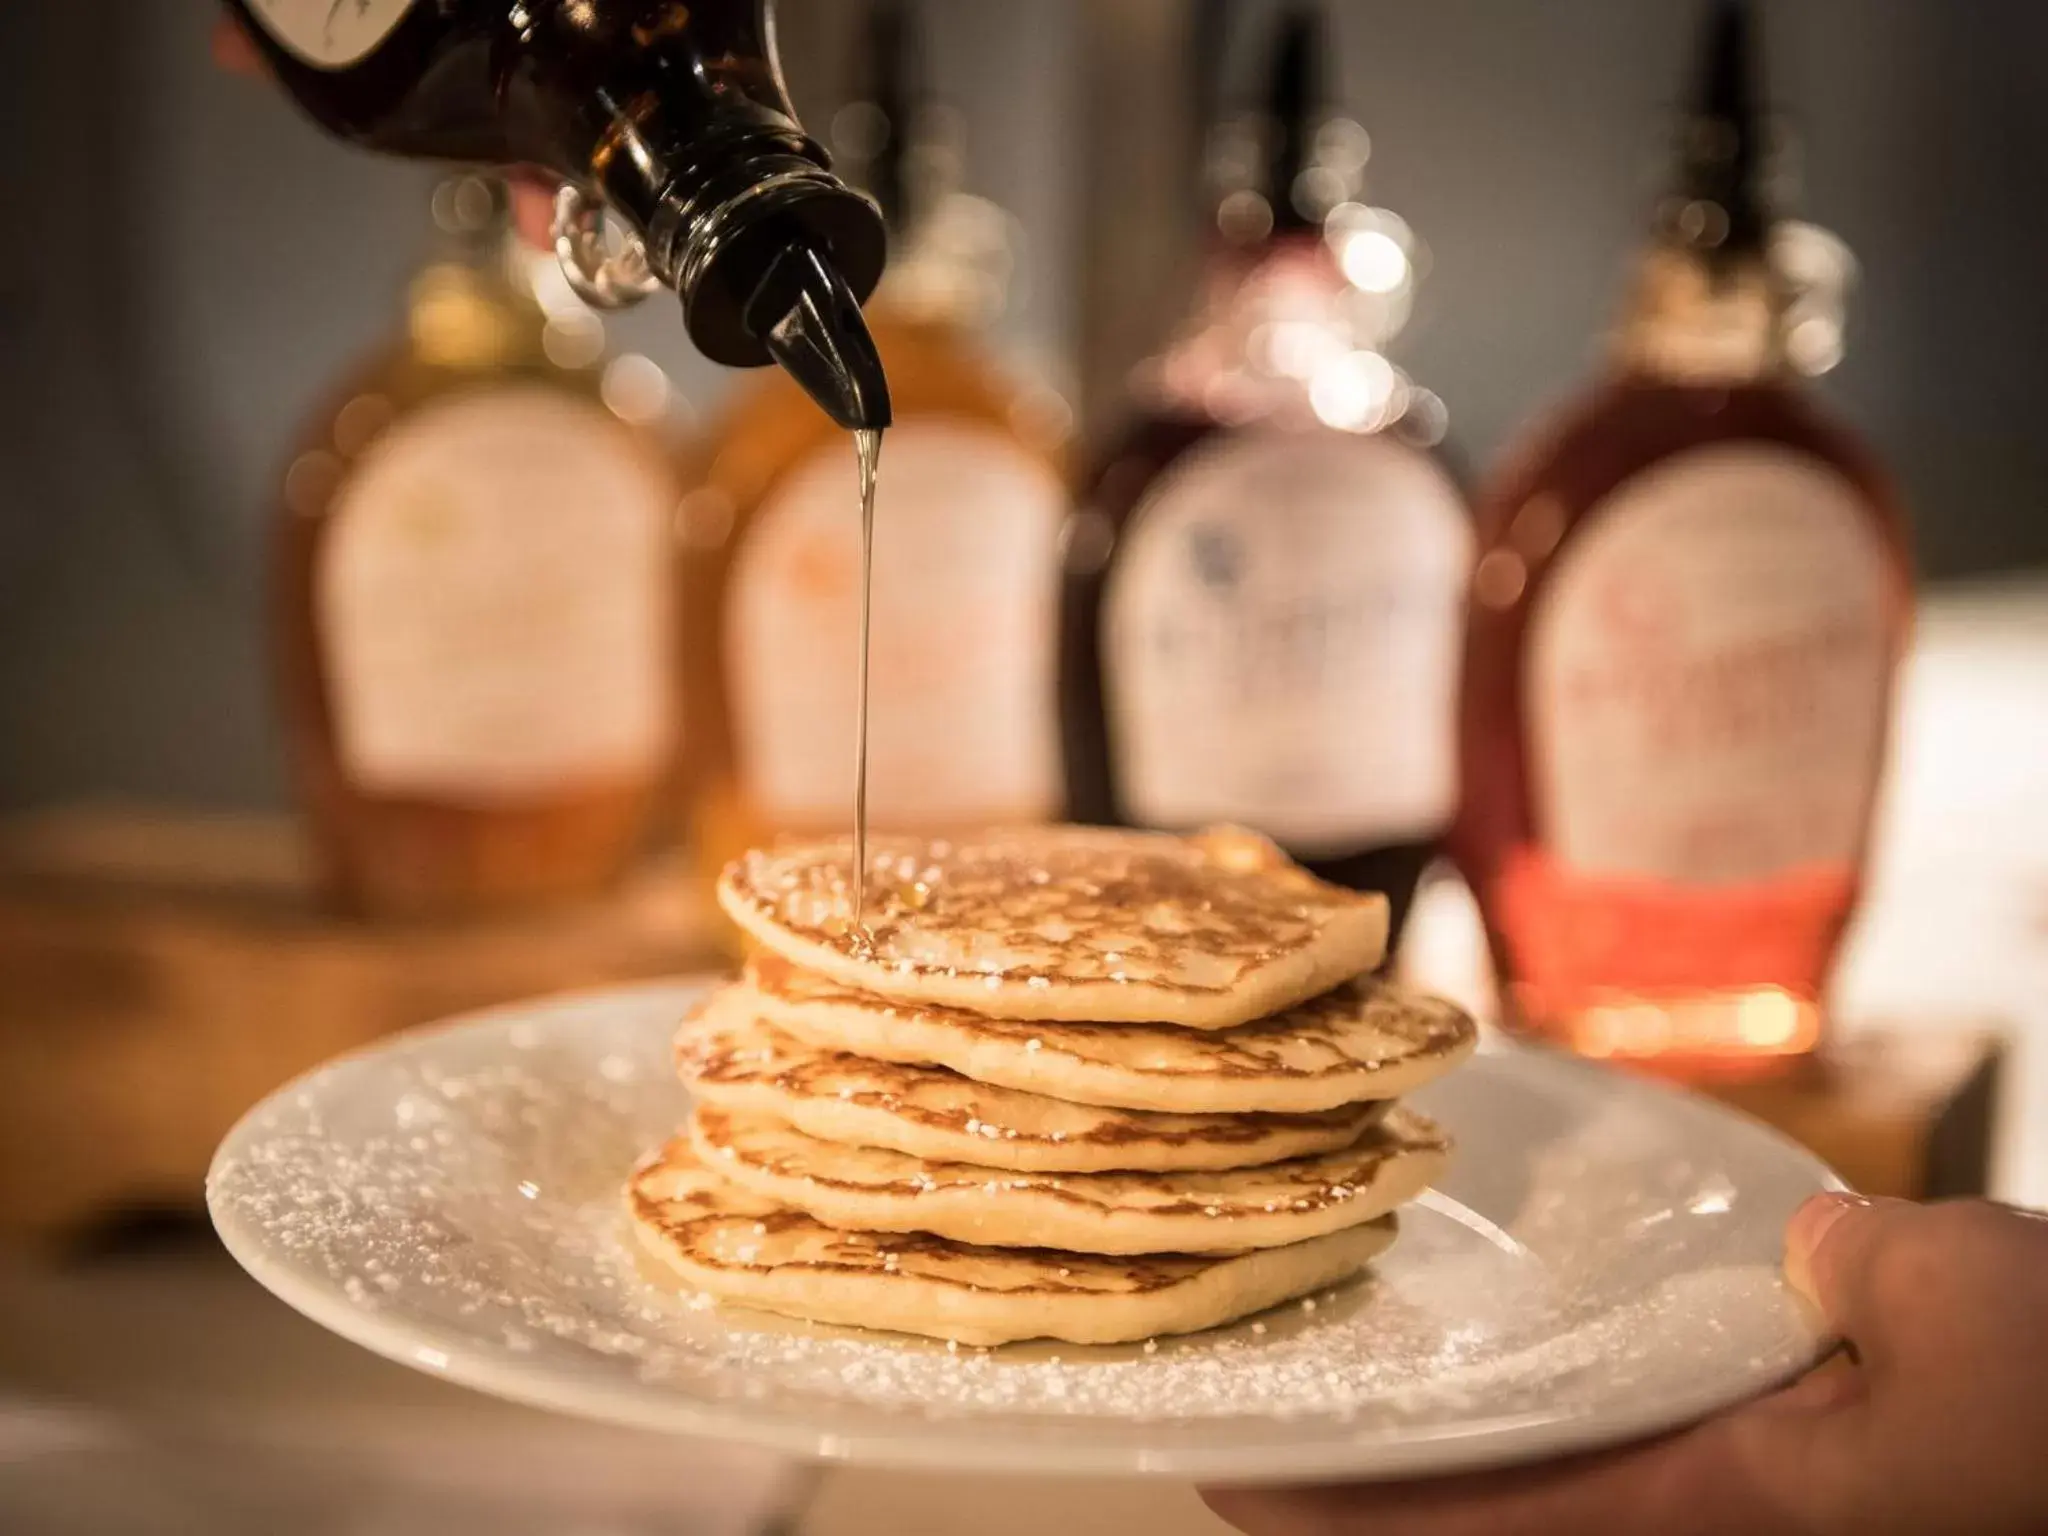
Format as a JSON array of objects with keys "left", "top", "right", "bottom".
[
  {"left": 1062, "top": 2, "right": 1472, "bottom": 945},
  {"left": 276, "top": 176, "right": 688, "bottom": 920},
  {"left": 1453, "top": 0, "right": 1911, "bottom": 1079},
  {"left": 684, "top": 0, "right": 1072, "bottom": 907}
]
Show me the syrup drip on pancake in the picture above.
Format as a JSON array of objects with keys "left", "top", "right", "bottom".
[{"left": 848, "top": 427, "right": 883, "bottom": 943}]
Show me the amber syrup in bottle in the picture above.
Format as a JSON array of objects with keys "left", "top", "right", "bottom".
[{"left": 1451, "top": 0, "right": 1912, "bottom": 1080}]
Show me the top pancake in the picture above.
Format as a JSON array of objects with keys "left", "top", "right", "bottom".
[{"left": 717, "top": 825, "right": 1388, "bottom": 1029}]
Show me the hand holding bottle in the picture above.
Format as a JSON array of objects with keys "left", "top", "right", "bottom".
[
  {"left": 211, "top": 14, "right": 557, "bottom": 247},
  {"left": 1204, "top": 1194, "right": 2048, "bottom": 1536}
]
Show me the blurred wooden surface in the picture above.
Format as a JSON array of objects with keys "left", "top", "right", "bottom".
[
  {"left": 0, "top": 1233, "right": 1234, "bottom": 1535},
  {"left": 0, "top": 806, "right": 722, "bottom": 1246},
  {"left": 1400, "top": 870, "right": 2010, "bottom": 1203},
  {"left": 1699, "top": 1029, "right": 2005, "bottom": 1200},
  {"left": 0, "top": 798, "right": 2015, "bottom": 1242}
]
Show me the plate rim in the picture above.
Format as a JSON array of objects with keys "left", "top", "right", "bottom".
[{"left": 207, "top": 976, "right": 1844, "bottom": 1483}]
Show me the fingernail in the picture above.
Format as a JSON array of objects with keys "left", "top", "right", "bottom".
[{"left": 1783, "top": 1192, "right": 1872, "bottom": 1303}]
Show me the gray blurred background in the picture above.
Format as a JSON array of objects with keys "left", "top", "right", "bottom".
[{"left": 3, "top": 0, "right": 2044, "bottom": 812}]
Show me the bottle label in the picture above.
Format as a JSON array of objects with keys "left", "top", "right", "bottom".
[
  {"left": 320, "top": 385, "right": 675, "bottom": 800},
  {"left": 727, "top": 419, "right": 1066, "bottom": 829},
  {"left": 1103, "top": 429, "right": 1472, "bottom": 853},
  {"left": 244, "top": 0, "right": 414, "bottom": 68},
  {"left": 1525, "top": 443, "right": 1893, "bottom": 886}
]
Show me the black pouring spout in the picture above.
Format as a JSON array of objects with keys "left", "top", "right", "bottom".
[{"left": 745, "top": 237, "right": 895, "bottom": 431}]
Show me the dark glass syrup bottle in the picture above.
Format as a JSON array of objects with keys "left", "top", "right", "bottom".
[
  {"left": 1061, "top": 3, "right": 1472, "bottom": 945},
  {"left": 226, "top": 0, "right": 892, "bottom": 430}
]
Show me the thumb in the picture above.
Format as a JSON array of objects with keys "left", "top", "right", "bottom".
[
  {"left": 1782, "top": 1192, "right": 1912, "bottom": 1368},
  {"left": 511, "top": 179, "right": 560, "bottom": 252}
]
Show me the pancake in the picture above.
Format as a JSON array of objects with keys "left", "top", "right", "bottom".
[
  {"left": 689, "top": 1103, "right": 1448, "bottom": 1256},
  {"left": 680, "top": 991, "right": 1387, "bottom": 1173},
  {"left": 627, "top": 1138, "right": 1395, "bottom": 1347},
  {"left": 716, "top": 825, "right": 1388, "bottom": 1030},
  {"left": 743, "top": 955, "right": 1478, "bottom": 1115}
]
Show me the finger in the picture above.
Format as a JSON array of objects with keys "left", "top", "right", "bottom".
[
  {"left": 1745, "top": 1347, "right": 1866, "bottom": 1417},
  {"left": 511, "top": 179, "right": 558, "bottom": 252},
  {"left": 1782, "top": 1193, "right": 1920, "bottom": 1371},
  {"left": 1201, "top": 1405, "right": 1807, "bottom": 1536},
  {"left": 212, "top": 16, "right": 265, "bottom": 76}
]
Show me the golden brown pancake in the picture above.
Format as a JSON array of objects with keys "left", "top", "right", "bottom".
[
  {"left": 716, "top": 825, "right": 1388, "bottom": 1029},
  {"left": 679, "top": 991, "right": 1387, "bottom": 1172},
  {"left": 627, "top": 1137, "right": 1396, "bottom": 1346},
  {"left": 742, "top": 954, "right": 1478, "bottom": 1114},
  {"left": 689, "top": 1102, "right": 1449, "bottom": 1256}
]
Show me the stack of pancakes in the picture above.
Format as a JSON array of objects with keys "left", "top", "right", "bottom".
[{"left": 628, "top": 826, "right": 1476, "bottom": 1347}]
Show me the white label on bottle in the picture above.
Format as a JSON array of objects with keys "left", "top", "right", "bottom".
[
  {"left": 1527, "top": 443, "right": 1893, "bottom": 884},
  {"left": 245, "top": 0, "right": 414, "bottom": 69},
  {"left": 1103, "top": 429, "right": 1472, "bottom": 853},
  {"left": 320, "top": 385, "right": 675, "bottom": 800},
  {"left": 727, "top": 420, "right": 1065, "bottom": 828}
]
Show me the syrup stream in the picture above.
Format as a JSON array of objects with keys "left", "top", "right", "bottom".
[{"left": 850, "top": 427, "right": 883, "bottom": 936}]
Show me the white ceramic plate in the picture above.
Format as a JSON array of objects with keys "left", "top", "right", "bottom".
[{"left": 208, "top": 979, "right": 1837, "bottom": 1483}]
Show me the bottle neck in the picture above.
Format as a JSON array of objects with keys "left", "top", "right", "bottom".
[
  {"left": 1613, "top": 245, "right": 1788, "bottom": 386},
  {"left": 511, "top": 4, "right": 890, "bottom": 426},
  {"left": 868, "top": 190, "right": 1016, "bottom": 334},
  {"left": 1141, "top": 230, "right": 1435, "bottom": 442},
  {"left": 407, "top": 179, "right": 542, "bottom": 370},
  {"left": 621, "top": 133, "right": 891, "bottom": 429},
  {"left": 834, "top": 7, "right": 1005, "bottom": 342}
]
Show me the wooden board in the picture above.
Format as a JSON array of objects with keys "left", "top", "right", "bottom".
[
  {"left": 0, "top": 807, "right": 722, "bottom": 1246},
  {"left": 0, "top": 808, "right": 2008, "bottom": 1240},
  {"left": 1699, "top": 1027, "right": 2005, "bottom": 1200}
]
